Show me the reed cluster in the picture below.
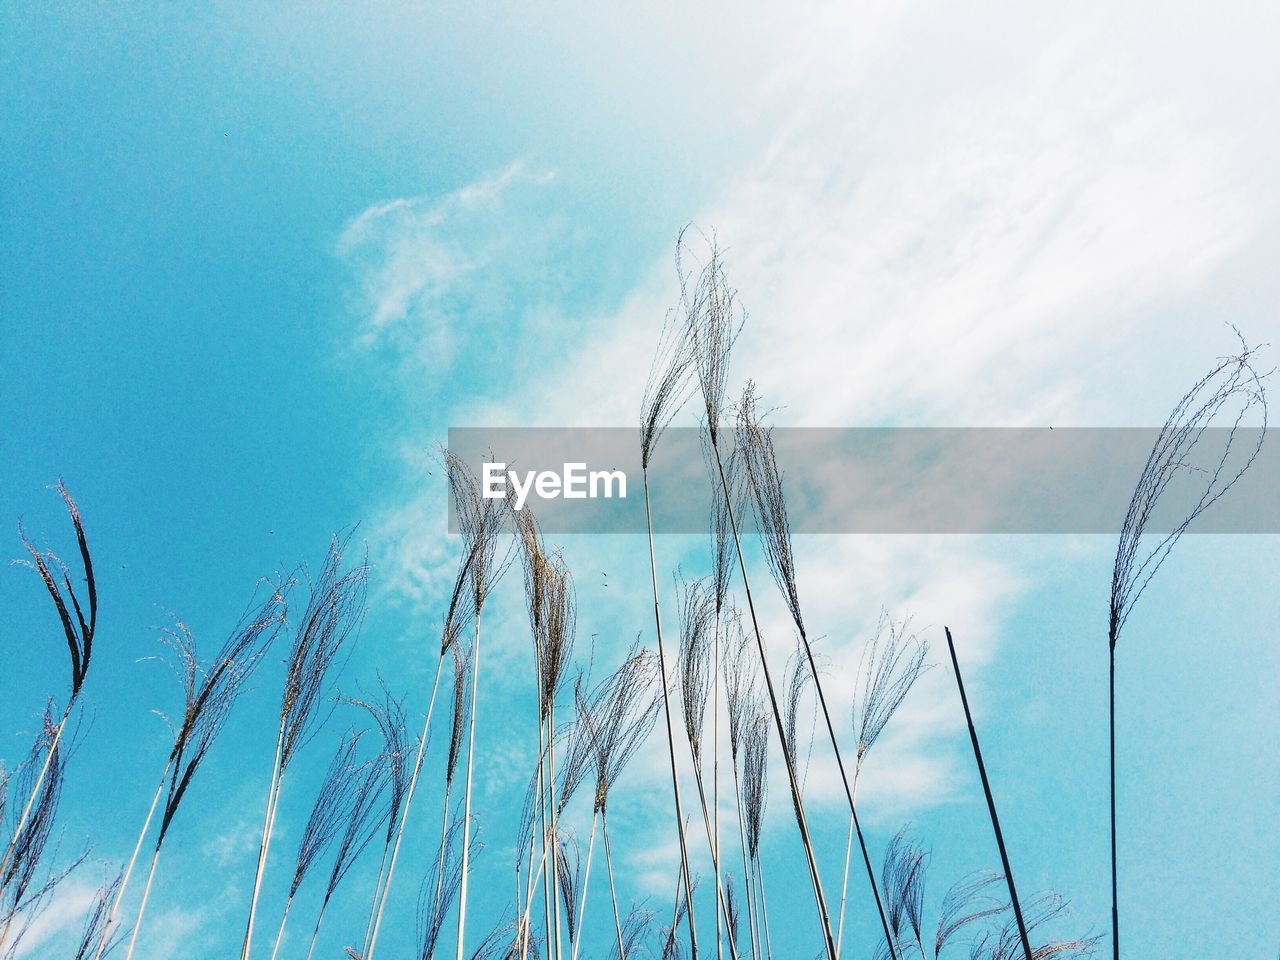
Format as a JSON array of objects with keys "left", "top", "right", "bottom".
[{"left": 3, "top": 238, "right": 1265, "bottom": 960}]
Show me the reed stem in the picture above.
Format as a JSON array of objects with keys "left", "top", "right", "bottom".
[{"left": 944, "top": 627, "right": 1033, "bottom": 960}]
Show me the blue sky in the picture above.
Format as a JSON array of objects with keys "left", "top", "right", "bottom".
[{"left": 3, "top": 2, "right": 1279, "bottom": 958}]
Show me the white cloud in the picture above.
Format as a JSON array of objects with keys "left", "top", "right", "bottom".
[{"left": 340, "top": 0, "right": 1280, "bottom": 928}]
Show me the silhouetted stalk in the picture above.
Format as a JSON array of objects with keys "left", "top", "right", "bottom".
[{"left": 944, "top": 627, "right": 1032, "bottom": 960}]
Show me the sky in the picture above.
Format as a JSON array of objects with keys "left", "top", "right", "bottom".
[{"left": 2, "top": 2, "right": 1279, "bottom": 958}]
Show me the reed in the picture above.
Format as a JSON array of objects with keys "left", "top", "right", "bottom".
[
  {"left": 874, "top": 829, "right": 1096, "bottom": 960},
  {"left": 73, "top": 870, "right": 123, "bottom": 960},
  {"left": 675, "top": 576, "right": 740, "bottom": 959},
  {"left": 835, "top": 614, "right": 928, "bottom": 957},
  {"left": 3, "top": 481, "right": 96, "bottom": 897},
  {"left": 678, "top": 234, "right": 837, "bottom": 957},
  {"left": 105, "top": 583, "right": 287, "bottom": 960},
  {"left": 0, "top": 703, "right": 70, "bottom": 955},
  {"left": 270, "top": 730, "right": 366, "bottom": 960},
  {"left": 736, "top": 383, "right": 896, "bottom": 959},
  {"left": 304, "top": 731, "right": 392, "bottom": 960},
  {"left": 364, "top": 501, "right": 481, "bottom": 960},
  {"left": 241, "top": 534, "right": 368, "bottom": 960},
  {"left": 446, "top": 451, "right": 513, "bottom": 960},
  {"left": 346, "top": 679, "right": 413, "bottom": 960},
  {"left": 1106, "top": 336, "right": 1267, "bottom": 960}
]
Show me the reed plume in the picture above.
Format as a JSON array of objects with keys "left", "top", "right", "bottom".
[
  {"left": 1106, "top": 335, "right": 1267, "bottom": 960},
  {"left": 677, "top": 237, "right": 837, "bottom": 955},
  {"left": 874, "top": 830, "right": 1096, "bottom": 960},
  {"left": 736, "top": 383, "right": 894, "bottom": 959},
  {"left": 836, "top": 614, "right": 929, "bottom": 956},
  {"left": 74, "top": 870, "right": 124, "bottom": 960},
  {"left": 3, "top": 481, "right": 96, "bottom": 897},
  {"left": 107, "top": 583, "right": 287, "bottom": 960},
  {"left": 242, "top": 533, "right": 368, "bottom": 960},
  {"left": 347, "top": 678, "right": 412, "bottom": 960},
  {"left": 416, "top": 816, "right": 472, "bottom": 960},
  {"left": 569, "top": 646, "right": 660, "bottom": 960},
  {"left": 304, "top": 732, "right": 394, "bottom": 960},
  {"left": 270, "top": 730, "right": 366, "bottom": 960},
  {"left": 0, "top": 703, "right": 71, "bottom": 954}
]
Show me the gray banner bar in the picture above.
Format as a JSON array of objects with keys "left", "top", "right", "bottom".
[{"left": 446, "top": 427, "right": 1276, "bottom": 534}]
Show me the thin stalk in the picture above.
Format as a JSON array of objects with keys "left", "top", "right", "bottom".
[
  {"left": 1109, "top": 650, "right": 1118, "bottom": 960},
  {"left": 601, "top": 812, "right": 626, "bottom": 960},
  {"left": 944, "top": 627, "right": 1033, "bottom": 960},
  {"left": 123, "top": 845, "right": 162, "bottom": 960},
  {"left": 94, "top": 757, "right": 172, "bottom": 960},
  {"left": 753, "top": 855, "right": 772, "bottom": 960},
  {"left": 241, "top": 718, "right": 287, "bottom": 960},
  {"left": 834, "top": 810, "right": 855, "bottom": 958},
  {"left": 359, "top": 844, "right": 391, "bottom": 959},
  {"left": 366, "top": 653, "right": 446, "bottom": 960},
  {"left": 303, "top": 895, "right": 330, "bottom": 960},
  {"left": 455, "top": 613, "right": 483, "bottom": 960},
  {"left": 548, "top": 699, "right": 563, "bottom": 960},
  {"left": 731, "top": 764, "right": 760, "bottom": 960},
  {"left": 642, "top": 467, "right": 699, "bottom": 959},
  {"left": 268, "top": 895, "right": 293, "bottom": 960},
  {"left": 569, "top": 809, "right": 598, "bottom": 960},
  {"left": 791, "top": 615, "right": 896, "bottom": 960},
  {"left": 713, "top": 616, "right": 722, "bottom": 960},
  {"left": 712, "top": 452, "right": 836, "bottom": 960},
  {"left": 688, "top": 761, "right": 741, "bottom": 960}
]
